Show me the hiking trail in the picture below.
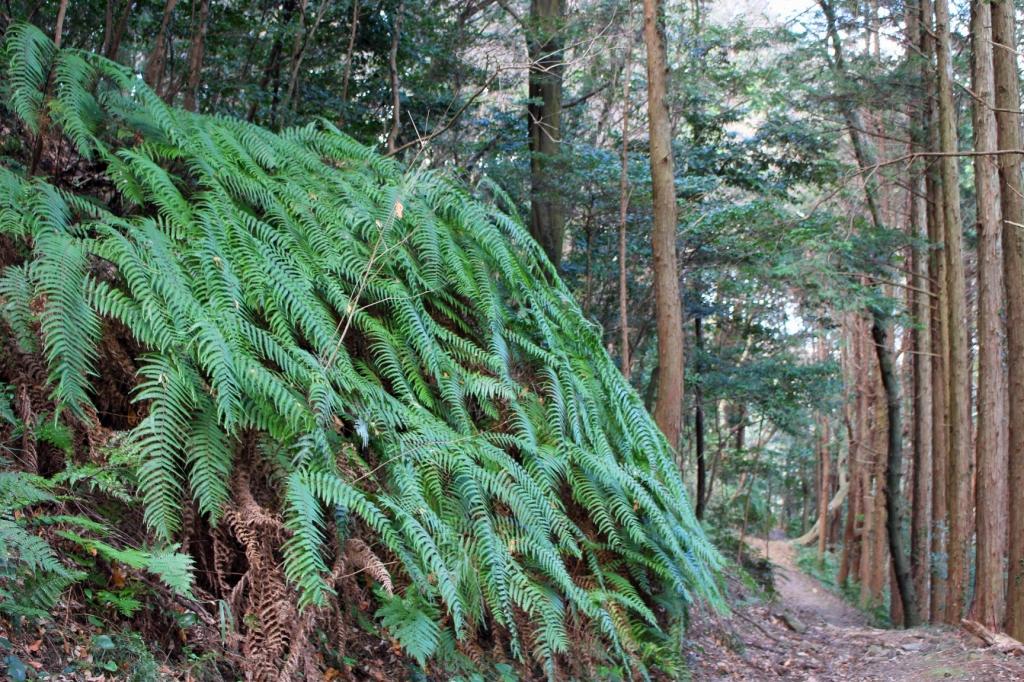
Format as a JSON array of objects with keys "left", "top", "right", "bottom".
[{"left": 687, "top": 539, "right": 1024, "bottom": 680}]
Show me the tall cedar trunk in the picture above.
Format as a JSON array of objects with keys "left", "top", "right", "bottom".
[
  {"left": 820, "top": 0, "right": 918, "bottom": 624},
  {"left": 143, "top": 0, "right": 181, "bottom": 97},
  {"left": 970, "top": 0, "right": 1010, "bottom": 630},
  {"left": 992, "top": 0, "right": 1024, "bottom": 640},
  {"left": 838, "top": 319, "right": 857, "bottom": 586},
  {"left": 643, "top": 0, "right": 684, "bottom": 450},
  {"left": 935, "top": 0, "right": 973, "bottom": 624},
  {"left": 872, "top": 318, "right": 920, "bottom": 626},
  {"left": 920, "top": 0, "right": 949, "bottom": 624},
  {"left": 908, "top": 0, "right": 933, "bottom": 619},
  {"left": 183, "top": 0, "right": 211, "bottom": 112},
  {"left": 527, "top": 0, "right": 566, "bottom": 266},
  {"left": 618, "top": 31, "right": 633, "bottom": 380},
  {"left": 694, "top": 317, "right": 706, "bottom": 519}
]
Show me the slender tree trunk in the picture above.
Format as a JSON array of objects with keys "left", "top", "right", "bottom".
[
  {"left": 817, "top": 411, "right": 831, "bottom": 565},
  {"left": 907, "top": 0, "right": 933, "bottom": 619},
  {"left": 872, "top": 317, "right": 920, "bottom": 626},
  {"left": 643, "top": 0, "right": 684, "bottom": 450},
  {"left": 341, "top": 0, "right": 360, "bottom": 104},
  {"left": 103, "top": 0, "right": 116, "bottom": 54},
  {"left": 386, "top": 2, "right": 404, "bottom": 153},
  {"left": 183, "top": 0, "right": 211, "bottom": 112},
  {"left": 969, "top": 0, "right": 1010, "bottom": 631},
  {"left": 618, "top": 32, "right": 633, "bottom": 380},
  {"left": 935, "top": 0, "right": 972, "bottom": 624},
  {"left": 103, "top": 0, "right": 133, "bottom": 60},
  {"left": 143, "top": 0, "right": 180, "bottom": 97},
  {"left": 247, "top": 1, "right": 295, "bottom": 123},
  {"left": 284, "top": 0, "right": 330, "bottom": 114},
  {"left": 527, "top": 0, "right": 566, "bottom": 265},
  {"left": 917, "top": 0, "right": 950, "bottom": 625},
  {"left": 992, "top": 0, "right": 1024, "bottom": 640},
  {"left": 694, "top": 317, "right": 706, "bottom": 519},
  {"left": 820, "top": 0, "right": 918, "bottom": 622}
]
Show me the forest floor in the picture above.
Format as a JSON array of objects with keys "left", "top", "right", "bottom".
[{"left": 686, "top": 539, "right": 1024, "bottom": 680}]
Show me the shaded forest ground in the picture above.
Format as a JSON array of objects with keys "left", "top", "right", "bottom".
[{"left": 687, "top": 540, "right": 1024, "bottom": 680}]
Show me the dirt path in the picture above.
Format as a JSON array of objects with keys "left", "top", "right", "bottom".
[
  {"left": 686, "top": 539, "right": 1024, "bottom": 680},
  {"left": 765, "top": 540, "right": 866, "bottom": 628}
]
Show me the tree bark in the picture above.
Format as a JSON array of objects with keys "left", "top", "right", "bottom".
[
  {"left": 618, "top": 31, "right": 633, "bottom": 381},
  {"left": 935, "top": 0, "right": 972, "bottom": 624},
  {"left": 183, "top": 0, "right": 211, "bottom": 112},
  {"left": 643, "top": 0, "right": 684, "bottom": 450},
  {"left": 916, "top": 0, "right": 950, "bottom": 625},
  {"left": 386, "top": 2, "right": 404, "bottom": 153},
  {"left": 101, "top": 0, "right": 134, "bottom": 60},
  {"left": 341, "top": 0, "right": 360, "bottom": 105},
  {"left": 992, "top": 0, "right": 1024, "bottom": 640},
  {"left": 143, "top": 0, "right": 181, "bottom": 97},
  {"left": 872, "top": 317, "right": 920, "bottom": 626},
  {"left": 694, "top": 317, "right": 706, "bottom": 519},
  {"left": 907, "top": 0, "right": 933, "bottom": 620},
  {"left": 970, "top": 0, "right": 1010, "bottom": 631},
  {"left": 817, "top": 414, "right": 831, "bottom": 564},
  {"left": 527, "top": 0, "right": 566, "bottom": 265}
]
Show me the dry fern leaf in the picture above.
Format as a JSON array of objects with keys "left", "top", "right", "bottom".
[{"left": 344, "top": 538, "right": 393, "bottom": 595}]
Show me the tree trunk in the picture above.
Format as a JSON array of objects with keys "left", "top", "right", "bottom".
[
  {"left": 917, "top": 0, "right": 950, "bottom": 625},
  {"left": 694, "top": 317, "right": 706, "bottom": 519},
  {"left": 872, "top": 317, "right": 920, "bottom": 626},
  {"left": 820, "top": 0, "right": 918, "bottom": 622},
  {"left": 143, "top": 0, "right": 181, "bottom": 97},
  {"left": 618, "top": 32, "right": 633, "bottom": 381},
  {"left": 247, "top": 1, "right": 295, "bottom": 123},
  {"left": 970, "top": 0, "right": 1010, "bottom": 631},
  {"left": 341, "top": 0, "right": 360, "bottom": 104},
  {"left": 643, "top": 0, "right": 684, "bottom": 451},
  {"left": 992, "top": 0, "right": 1024, "bottom": 641},
  {"left": 527, "top": 0, "right": 566, "bottom": 266},
  {"left": 935, "top": 0, "right": 972, "bottom": 624},
  {"left": 183, "top": 0, "right": 211, "bottom": 112},
  {"left": 908, "top": 0, "right": 933, "bottom": 620},
  {"left": 101, "top": 0, "right": 133, "bottom": 61},
  {"left": 817, "top": 410, "right": 831, "bottom": 565},
  {"left": 386, "top": 2, "right": 404, "bottom": 153}
]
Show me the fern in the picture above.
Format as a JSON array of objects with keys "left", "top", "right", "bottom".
[{"left": 1, "top": 24, "right": 723, "bottom": 676}]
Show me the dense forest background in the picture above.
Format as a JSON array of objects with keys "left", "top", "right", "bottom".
[{"left": 3, "top": 0, "right": 1024, "bottom": 679}]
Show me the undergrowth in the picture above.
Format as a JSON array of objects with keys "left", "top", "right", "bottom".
[{"left": 0, "top": 23, "right": 723, "bottom": 679}]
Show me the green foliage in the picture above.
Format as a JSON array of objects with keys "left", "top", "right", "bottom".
[
  {"left": 1, "top": 25, "right": 722, "bottom": 674},
  {"left": 0, "top": 386, "right": 193, "bottom": 621},
  {"left": 377, "top": 593, "right": 442, "bottom": 666}
]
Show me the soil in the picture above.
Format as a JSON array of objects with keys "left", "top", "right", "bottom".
[{"left": 686, "top": 539, "right": 1024, "bottom": 681}]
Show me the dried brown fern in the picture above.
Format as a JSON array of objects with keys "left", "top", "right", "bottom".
[{"left": 343, "top": 538, "right": 393, "bottom": 595}]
